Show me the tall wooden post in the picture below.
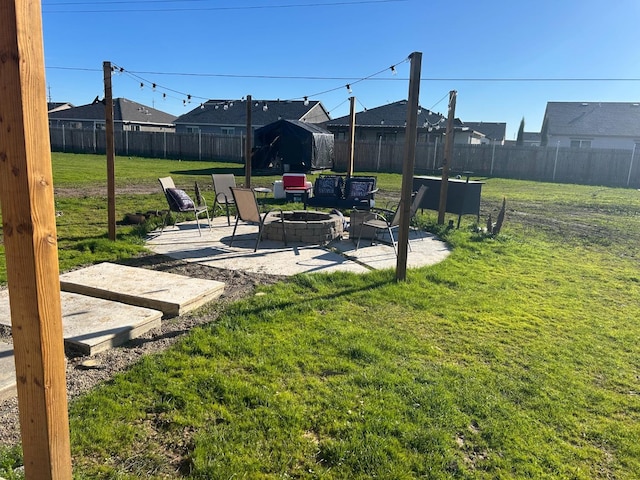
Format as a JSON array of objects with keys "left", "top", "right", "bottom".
[
  {"left": 437, "top": 91, "right": 457, "bottom": 225},
  {"left": 396, "top": 52, "right": 422, "bottom": 281},
  {"left": 245, "top": 94, "right": 252, "bottom": 188},
  {"left": 347, "top": 96, "right": 356, "bottom": 176},
  {"left": 0, "top": 1, "right": 73, "bottom": 478},
  {"left": 103, "top": 61, "right": 116, "bottom": 240}
]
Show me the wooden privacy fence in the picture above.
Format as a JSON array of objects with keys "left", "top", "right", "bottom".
[
  {"left": 334, "top": 140, "right": 640, "bottom": 188},
  {"left": 49, "top": 127, "right": 245, "bottom": 161},
  {"left": 50, "top": 127, "right": 640, "bottom": 188}
]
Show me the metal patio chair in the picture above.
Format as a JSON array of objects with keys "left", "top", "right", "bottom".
[
  {"left": 229, "top": 187, "right": 287, "bottom": 252},
  {"left": 159, "top": 176, "right": 211, "bottom": 236},
  {"left": 212, "top": 173, "right": 237, "bottom": 226},
  {"left": 356, "top": 185, "right": 427, "bottom": 256}
]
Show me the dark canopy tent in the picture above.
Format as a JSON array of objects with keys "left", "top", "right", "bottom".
[{"left": 252, "top": 119, "right": 334, "bottom": 172}]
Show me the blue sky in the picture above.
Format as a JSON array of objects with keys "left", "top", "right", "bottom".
[{"left": 42, "top": 0, "right": 640, "bottom": 139}]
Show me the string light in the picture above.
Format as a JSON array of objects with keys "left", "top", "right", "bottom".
[{"left": 107, "top": 57, "right": 410, "bottom": 115}]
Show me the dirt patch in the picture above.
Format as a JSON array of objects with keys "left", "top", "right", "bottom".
[{"left": 0, "top": 254, "right": 284, "bottom": 447}]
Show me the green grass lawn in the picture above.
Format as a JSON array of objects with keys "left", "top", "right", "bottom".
[{"left": 1, "top": 153, "right": 640, "bottom": 478}]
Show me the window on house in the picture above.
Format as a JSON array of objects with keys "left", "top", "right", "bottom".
[
  {"left": 221, "top": 127, "right": 235, "bottom": 135},
  {"left": 95, "top": 123, "right": 105, "bottom": 130},
  {"left": 186, "top": 126, "right": 200, "bottom": 134},
  {"left": 335, "top": 131, "right": 347, "bottom": 141},
  {"left": 570, "top": 139, "right": 591, "bottom": 148}
]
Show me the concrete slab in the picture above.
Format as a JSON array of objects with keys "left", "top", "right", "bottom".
[
  {"left": 0, "top": 290, "right": 162, "bottom": 356},
  {"left": 0, "top": 341, "right": 16, "bottom": 402},
  {"left": 146, "top": 216, "right": 450, "bottom": 275},
  {"left": 60, "top": 262, "right": 225, "bottom": 316}
]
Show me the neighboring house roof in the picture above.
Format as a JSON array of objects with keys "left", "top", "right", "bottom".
[
  {"left": 47, "top": 102, "right": 73, "bottom": 113},
  {"left": 542, "top": 101, "right": 640, "bottom": 138},
  {"left": 523, "top": 132, "right": 541, "bottom": 143},
  {"left": 324, "top": 99, "right": 459, "bottom": 129},
  {"left": 174, "top": 99, "right": 328, "bottom": 126},
  {"left": 463, "top": 122, "right": 506, "bottom": 142},
  {"left": 48, "top": 98, "right": 177, "bottom": 125}
]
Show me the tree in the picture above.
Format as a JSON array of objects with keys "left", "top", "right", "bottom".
[{"left": 516, "top": 117, "right": 525, "bottom": 146}]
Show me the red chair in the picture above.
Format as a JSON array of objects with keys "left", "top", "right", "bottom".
[{"left": 282, "top": 173, "right": 312, "bottom": 202}]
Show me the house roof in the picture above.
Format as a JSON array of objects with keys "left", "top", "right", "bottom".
[
  {"left": 48, "top": 98, "right": 177, "bottom": 125},
  {"left": 542, "top": 101, "right": 640, "bottom": 137},
  {"left": 174, "top": 99, "right": 328, "bottom": 126},
  {"left": 324, "top": 100, "right": 457, "bottom": 129},
  {"left": 47, "top": 102, "right": 73, "bottom": 113},
  {"left": 463, "top": 122, "right": 506, "bottom": 141}
]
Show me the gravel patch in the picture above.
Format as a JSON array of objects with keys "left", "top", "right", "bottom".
[{"left": 0, "top": 254, "right": 284, "bottom": 447}]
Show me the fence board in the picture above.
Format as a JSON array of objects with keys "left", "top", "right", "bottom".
[{"left": 48, "top": 127, "right": 640, "bottom": 187}]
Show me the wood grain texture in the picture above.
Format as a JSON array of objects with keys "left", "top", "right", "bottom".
[{"left": 0, "top": 0, "right": 73, "bottom": 477}]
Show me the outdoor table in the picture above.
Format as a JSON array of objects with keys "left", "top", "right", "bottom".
[{"left": 253, "top": 187, "right": 272, "bottom": 199}]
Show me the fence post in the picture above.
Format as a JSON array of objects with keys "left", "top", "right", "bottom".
[
  {"left": 490, "top": 140, "right": 496, "bottom": 175},
  {"left": 432, "top": 136, "right": 438, "bottom": 171},
  {"left": 627, "top": 143, "right": 636, "bottom": 187},
  {"left": 553, "top": 141, "right": 560, "bottom": 181}
]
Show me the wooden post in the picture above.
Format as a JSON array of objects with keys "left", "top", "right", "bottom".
[
  {"left": 103, "top": 61, "right": 116, "bottom": 240},
  {"left": 0, "top": 1, "right": 73, "bottom": 478},
  {"left": 437, "top": 91, "right": 456, "bottom": 225},
  {"left": 245, "top": 94, "right": 252, "bottom": 188},
  {"left": 347, "top": 96, "right": 356, "bottom": 177},
  {"left": 396, "top": 52, "right": 422, "bottom": 282}
]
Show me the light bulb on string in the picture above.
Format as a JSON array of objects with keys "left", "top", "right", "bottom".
[
  {"left": 162, "top": 93, "right": 166, "bottom": 100},
  {"left": 223, "top": 103, "right": 228, "bottom": 110},
  {"left": 140, "top": 82, "right": 144, "bottom": 90},
  {"left": 303, "top": 96, "right": 309, "bottom": 106},
  {"left": 152, "top": 83, "right": 156, "bottom": 92},
  {"left": 346, "top": 84, "right": 352, "bottom": 94},
  {"left": 200, "top": 103, "right": 205, "bottom": 110},
  {"left": 263, "top": 102, "right": 268, "bottom": 112},
  {"left": 390, "top": 65, "right": 397, "bottom": 75}
]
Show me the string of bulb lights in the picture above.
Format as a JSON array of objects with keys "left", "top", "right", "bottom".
[{"left": 106, "top": 56, "right": 412, "bottom": 113}]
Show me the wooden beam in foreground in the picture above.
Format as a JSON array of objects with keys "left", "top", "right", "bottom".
[{"left": 0, "top": 1, "right": 73, "bottom": 478}]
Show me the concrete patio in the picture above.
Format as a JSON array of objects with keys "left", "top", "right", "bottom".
[{"left": 146, "top": 215, "right": 451, "bottom": 276}]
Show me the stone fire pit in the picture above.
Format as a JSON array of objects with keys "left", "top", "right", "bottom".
[{"left": 262, "top": 210, "right": 343, "bottom": 245}]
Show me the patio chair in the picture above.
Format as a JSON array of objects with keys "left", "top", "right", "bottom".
[
  {"left": 159, "top": 176, "right": 211, "bottom": 236},
  {"left": 212, "top": 173, "right": 236, "bottom": 226},
  {"left": 356, "top": 185, "right": 427, "bottom": 256},
  {"left": 229, "top": 187, "right": 287, "bottom": 252}
]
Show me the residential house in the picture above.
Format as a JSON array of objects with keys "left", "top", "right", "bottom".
[
  {"left": 48, "top": 97, "right": 176, "bottom": 132},
  {"left": 173, "top": 99, "right": 329, "bottom": 135},
  {"left": 463, "top": 122, "right": 507, "bottom": 145},
  {"left": 324, "top": 100, "right": 483, "bottom": 145},
  {"left": 540, "top": 101, "right": 640, "bottom": 150}
]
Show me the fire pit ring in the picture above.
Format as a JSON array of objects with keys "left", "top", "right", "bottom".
[{"left": 262, "top": 210, "right": 343, "bottom": 244}]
